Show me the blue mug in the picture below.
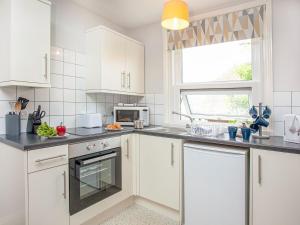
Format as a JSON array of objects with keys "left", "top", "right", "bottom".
[
  {"left": 241, "top": 127, "right": 251, "bottom": 142},
  {"left": 255, "top": 116, "right": 269, "bottom": 127},
  {"left": 249, "top": 106, "right": 258, "bottom": 119},
  {"left": 228, "top": 126, "right": 238, "bottom": 139},
  {"left": 263, "top": 106, "right": 272, "bottom": 119}
]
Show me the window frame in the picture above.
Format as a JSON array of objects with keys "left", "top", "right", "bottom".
[{"left": 163, "top": 0, "right": 273, "bottom": 128}]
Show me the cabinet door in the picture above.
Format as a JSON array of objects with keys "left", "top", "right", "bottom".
[
  {"left": 139, "top": 135, "right": 181, "bottom": 210},
  {"left": 28, "top": 165, "right": 69, "bottom": 225},
  {"left": 101, "top": 29, "right": 126, "bottom": 92},
  {"left": 10, "top": 0, "right": 50, "bottom": 85},
  {"left": 125, "top": 40, "right": 145, "bottom": 94},
  {"left": 121, "top": 135, "right": 134, "bottom": 198},
  {"left": 252, "top": 149, "right": 300, "bottom": 225}
]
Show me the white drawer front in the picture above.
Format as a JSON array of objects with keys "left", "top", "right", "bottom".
[{"left": 28, "top": 145, "right": 68, "bottom": 173}]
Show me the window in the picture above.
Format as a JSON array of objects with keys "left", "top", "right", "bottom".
[
  {"left": 170, "top": 39, "right": 263, "bottom": 123},
  {"left": 182, "top": 40, "right": 252, "bottom": 83}
]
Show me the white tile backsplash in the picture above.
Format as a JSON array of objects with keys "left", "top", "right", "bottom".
[
  {"left": 75, "top": 65, "right": 86, "bottom": 78},
  {"left": 50, "top": 88, "right": 63, "bottom": 102},
  {"left": 76, "top": 103, "right": 87, "bottom": 115},
  {"left": 0, "top": 87, "right": 16, "bottom": 101},
  {"left": 0, "top": 101, "right": 12, "bottom": 117},
  {"left": 273, "top": 122, "right": 285, "bottom": 136},
  {"left": 63, "top": 89, "right": 76, "bottom": 102},
  {"left": 274, "top": 92, "right": 292, "bottom": 106},
  {"left": 87, "top": 103, "right": 97, "bottom": 113},
  {"left": 51, "top": 74, "right": 63, "bottom": 88},
  {"left": 76, "top": 77, "right": 86, "bottom": 90},
  {"left": 64, "top": 102, "right": 76, "bottom": 116},
  {"left": 64, "top": 62, "right": 76, "bottom": 76},
  {"left": 292, "top": 92, "right": 300, "bottom": 106},
  {"left": 64, "top": 76, "right": 76, "bottom": 89},
  {"left": 76, "top": 90, "right": 86, "bottom": 103},
  {"left": 50, "top": 102, "right": 64, "bottom": 115},
  {"left": 273, "top": 107, "right": 291, "bottom": 122},
  {"left": 35, "top": 88, "right": 50, "bottom": 102},
  {"left": 154, "top": 104, "right": 164, "bottom": 115},
  {"left": 64, "top": 115, "right": 76, "bottom": 128},
  {"left": 51, "top": 60, "right": 63, "bottom": 75},
  {"left": 63, "top": 49, "right": 76, "bottom": 64},
  {"left": 76, "top": 53, "right": 86, "bottom": 66}
]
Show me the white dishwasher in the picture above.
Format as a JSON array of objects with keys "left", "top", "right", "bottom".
[{"left": 184, "top": 143, "right": 249, "bottom": 225}]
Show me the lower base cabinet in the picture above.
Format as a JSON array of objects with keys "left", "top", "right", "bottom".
[
  {"left": 28, "top": 165, "right": 69, "bottom": 225},
  {"left": 139, "top": 135, "right": 182, "bottom": 210},
  {"left": 251, "top": 149, "right": 300, "bottom": 225}
]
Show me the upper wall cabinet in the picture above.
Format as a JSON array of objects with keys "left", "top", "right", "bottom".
[
  {"left": 0, "top": 0, "right": 51, "bottom": 87},
  {"left": 86, "top": 26, "right": 145, "bottom": 95}
]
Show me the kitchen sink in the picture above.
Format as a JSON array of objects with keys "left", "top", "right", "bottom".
[{"left": 144, "top": 127, "right": 189, "bottom": 135}]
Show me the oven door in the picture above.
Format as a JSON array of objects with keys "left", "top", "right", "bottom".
[
  {"left": 115, "top": 109, "right": 140, "bottom": 125},
  {"left": 69, "top": 148, "right": 122, "bottom": 215}
]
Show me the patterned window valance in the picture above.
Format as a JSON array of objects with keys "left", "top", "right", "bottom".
[{"left": 167, "top": 5, "right": 266, "bottom": 51}]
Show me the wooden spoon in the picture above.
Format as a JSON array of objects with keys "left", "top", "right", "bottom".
[{"left": 15, "top": 101, "right": 22, "bottom": 114}]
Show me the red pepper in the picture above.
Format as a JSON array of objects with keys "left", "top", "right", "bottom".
[{"left": 56, "top": 122, "right": 66, "bottom": 136}]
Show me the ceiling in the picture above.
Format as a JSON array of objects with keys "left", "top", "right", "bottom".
[{"left": 70, "top": 0, "right": 252, "bottom": 29}]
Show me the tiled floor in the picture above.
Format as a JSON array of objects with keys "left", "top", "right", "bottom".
[{"left": 99, "top": 205, "right": 179, "bottom": 225}]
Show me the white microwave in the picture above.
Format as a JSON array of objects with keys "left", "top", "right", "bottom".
[{"left": 113, "top": 106, "right": 150, "bottom": 126}]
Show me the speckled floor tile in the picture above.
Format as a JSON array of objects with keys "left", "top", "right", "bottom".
[{"left": 99, "top": 205, "right": 179, "bottom": 225}]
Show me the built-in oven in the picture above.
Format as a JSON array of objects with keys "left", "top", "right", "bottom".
[
  {"left": 114, "top": 106, "right": 149, "bottom": 126},
  {"left": 69, "top": 137, "right": 122, "bottom": 215}
]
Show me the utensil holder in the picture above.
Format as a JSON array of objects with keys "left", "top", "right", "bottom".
[{"left": 5, "top": 113, "right": 21, "bottom": 136}]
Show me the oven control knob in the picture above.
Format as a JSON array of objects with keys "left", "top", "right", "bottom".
[
  {"left": 103, "top": 142, "right": 109, "bottom": 148},
  {"left": 86, "top": 144, "right": 94, "bottom": 151}
]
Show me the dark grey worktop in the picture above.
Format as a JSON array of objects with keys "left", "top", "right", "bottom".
[{"left": 1, "top": 126, "right": 300, "bottom": 154}]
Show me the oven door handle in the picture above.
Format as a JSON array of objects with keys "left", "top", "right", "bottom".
[{"left": 81, "top": 152, "right": 117, "bottom": 166}]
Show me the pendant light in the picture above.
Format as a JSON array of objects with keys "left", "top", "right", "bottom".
[{"left": 161, "top": 0, "right": 190, "bottom": 30}]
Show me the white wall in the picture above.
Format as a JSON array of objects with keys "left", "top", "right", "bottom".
[
  {"left": 128, "top": 23, "right": 164, "bottom": 94},
  {"left": 273, "top": 0, "right": 300, "bottom": 92},
  {"left": 50, "top": 0, "right": 126, "bottom": 52}
]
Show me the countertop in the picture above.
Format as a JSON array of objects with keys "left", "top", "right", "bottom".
[{"left": 0, "top": 126, "right": 300, "bottom": 154}]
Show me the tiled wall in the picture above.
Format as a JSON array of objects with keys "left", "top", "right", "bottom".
[
  {"left": 272, "top": 91, "right": 300, "bottom": 136},
  {"left": 0, "top": 46, "right": 165, "bottom": 134}
]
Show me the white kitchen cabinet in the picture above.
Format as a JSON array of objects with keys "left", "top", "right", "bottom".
[
  {"left": 139, "top": 135, "right": 182, "bottom": 210},
  {"left": 86, "top": 26, "right": 144, "bottom": 95},
  {"left": 0, "top": 0, "right": 51, "bottom": 87},
  {"left": 251, "top": 149, "right": 300, "bottom": 225},
  {"left": 28, "top": 165, "right": 69, "bottom": 225},
  {"left": 125, "top": 39, "right": 145, "bottom": 94}
]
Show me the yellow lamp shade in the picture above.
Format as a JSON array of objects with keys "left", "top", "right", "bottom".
[{"left": 161, "top": 0, "right": 190, "bottom": 30}]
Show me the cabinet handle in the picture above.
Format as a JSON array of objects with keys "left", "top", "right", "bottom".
[
  {"left": 35, "top": 154, "right": 66, "bottom": 163},
  {"left": 62, "top": 171, "right": 67, "bottom": 199},
  {"left": 171, "top": 143, "right": 174, "bottom": 166},
  {"left": 126, "top": 138, "right": 129, "bottom": 158},
  {"left": 127, "top": 72, "right": 131, "bottom": 89},
  {"left": 258, "top": 155, "right": 262, "bottom": 185},
  {"left": 44, "top": 53, "right": 48, "bottom": 79},
  {"left": 121, "top": 72, "right": 124, "bottom": 88}
]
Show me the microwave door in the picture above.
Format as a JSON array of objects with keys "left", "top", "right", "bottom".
[{"left": 116, "top": 110, "right": 140, "bottom": 123}]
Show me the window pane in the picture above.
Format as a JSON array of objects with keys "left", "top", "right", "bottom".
[
  {"left": 182, "top": 39, "right": 252, "bottom": 83},
  {"left": 181, "top": 89, "right": 251, "bottom": 119}
]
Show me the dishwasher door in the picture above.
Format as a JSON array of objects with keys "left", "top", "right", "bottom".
[{"left": 184, "top": 143, "right": 249, "bottom": 225}]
